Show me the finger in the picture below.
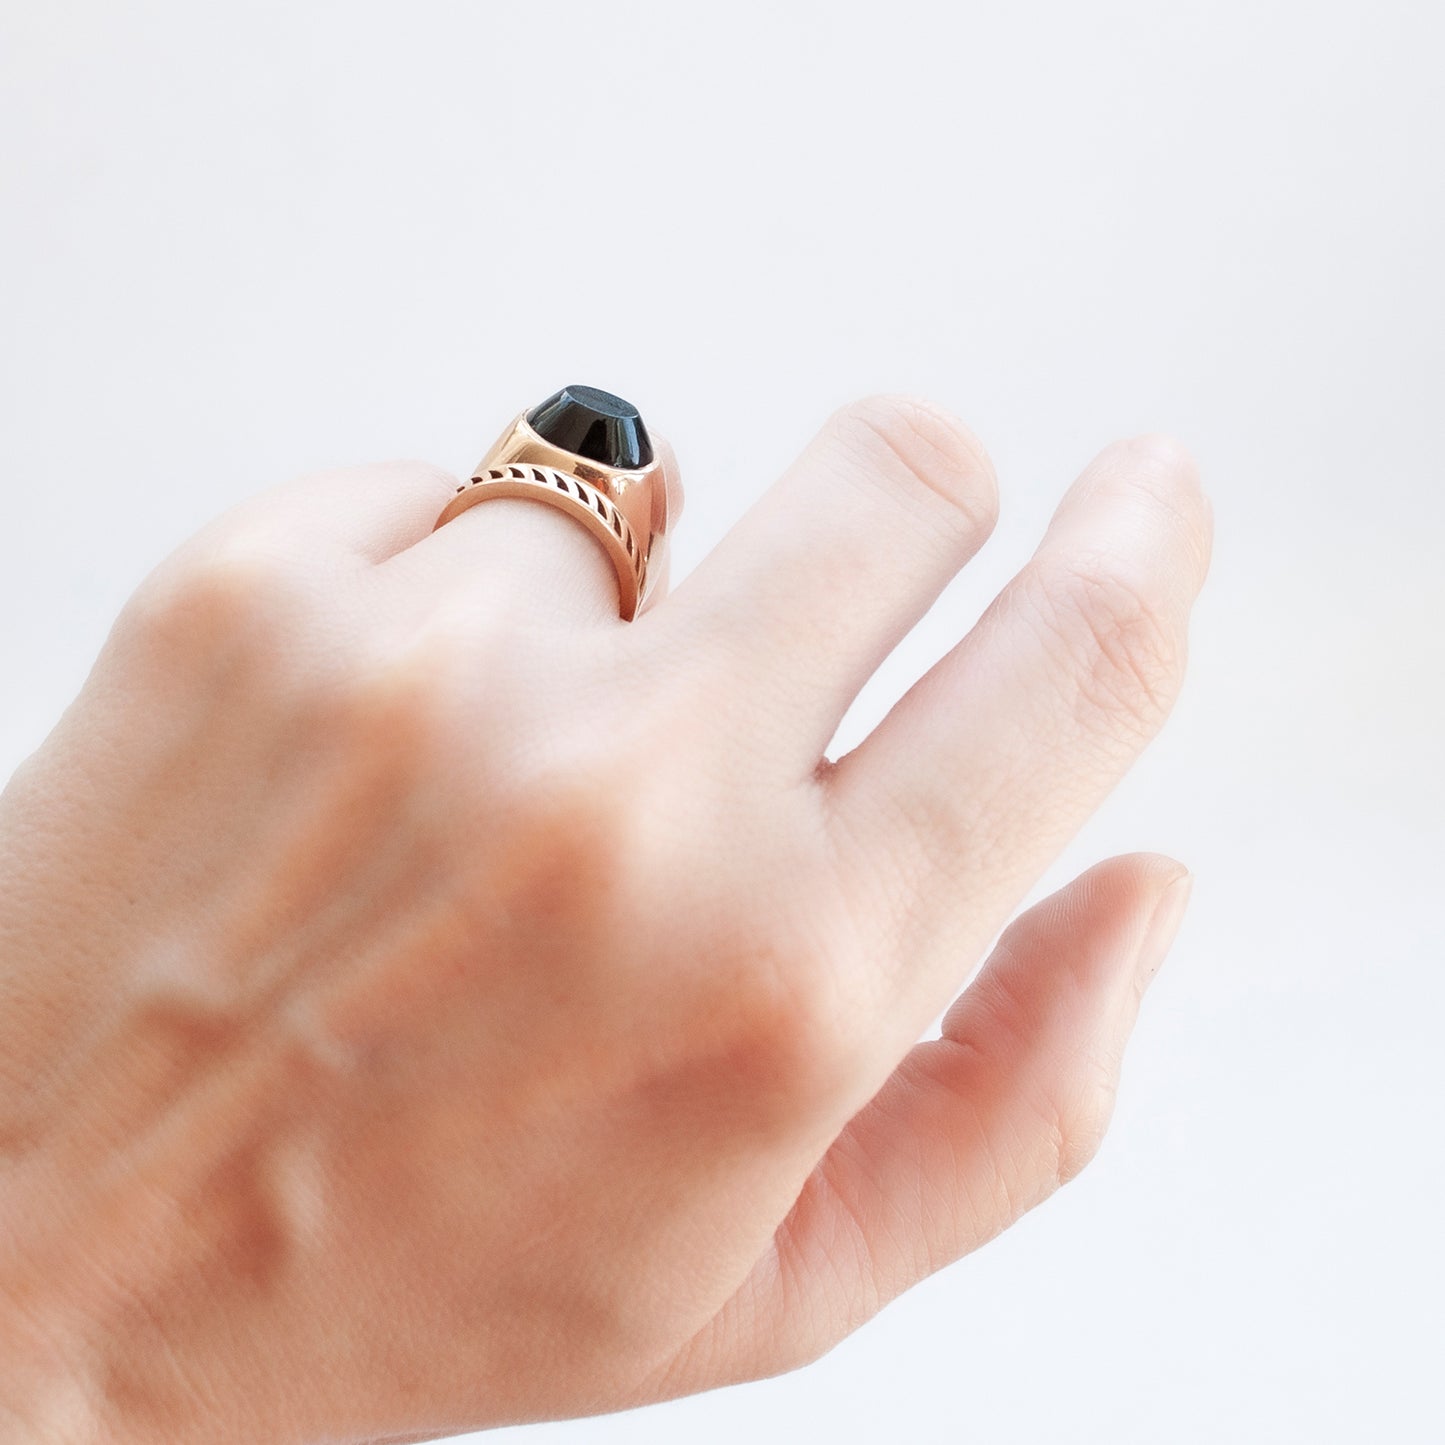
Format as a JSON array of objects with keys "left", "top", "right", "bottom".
[
  {"left": 378, "top": 430, "right": 685, "bottom": 626},
  {"left": 175, "top": 461, "right": 465, "bottom": 567},
  {"left": 656, "top": 396, "right": 998, "bottom": 775},
  {"left": 827, "top": 435, "right": 1210, "bottom": 1029},
  {"left": 659, "top": 853, "right": 1191, "bottom": 1392}
]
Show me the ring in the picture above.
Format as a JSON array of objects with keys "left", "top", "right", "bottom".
[{"left": 433, "top": 384, "right": 669, "bottom": 620}]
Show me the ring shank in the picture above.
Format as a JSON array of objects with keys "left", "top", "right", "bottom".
[{"left": 433, "top": 464, "right": 646, "bottom": 619}]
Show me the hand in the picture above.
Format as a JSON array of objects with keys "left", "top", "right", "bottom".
[{"left": 0, "top": 397, "right": 1211, "bottom": 1443}]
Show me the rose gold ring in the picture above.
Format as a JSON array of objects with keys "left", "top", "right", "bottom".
[{"left": 433, "top": 385, "right": 669, "bottom": 620}]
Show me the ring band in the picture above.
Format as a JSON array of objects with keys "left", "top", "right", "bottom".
[
  {"left": 436, "top": 463, "right": 647, "bottom": 619},
  {"left": 433, "top": 384, "right": 669, "bottom": 620}
]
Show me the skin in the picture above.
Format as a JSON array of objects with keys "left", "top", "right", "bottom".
[{"left": 0, "top": 396, "right": 1212, "bottom": 1443}]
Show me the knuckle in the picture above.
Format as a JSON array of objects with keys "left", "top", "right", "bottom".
[
  {"left": 1029, "top": 555, "right": 1185, "bottom": 737},
  {"left": 318, "top": 631, "right": 564, "bottom": 888},
  {"left": 1041, "top": 1067, "right": 1119, "bottom": 1188},
  {"left": 120, "top": 529, "right": 317, "bottom": 663},
  {"left": 831, "top": 394, "right": 999, "bottom": 544},
  {"left": 338, "top": 625, "right": 471, "bottom": 755},
  {"left": 966, "top": 968, "right": 1119, "bottom": 1198},
  {"left": 701, "top": 917, "right": 854, "bottom": 1124},
  {"left": 483, "top": 740, "right": 653, "bottom": 933}
]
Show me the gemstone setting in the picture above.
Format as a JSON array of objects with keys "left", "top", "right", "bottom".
[{"left": 526, "top": 384, "right": 654, "bottom": 471}]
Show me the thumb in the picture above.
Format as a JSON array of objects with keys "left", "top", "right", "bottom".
[{"left": 656, "top": 852, "right": 1192, "bottom": 1393}]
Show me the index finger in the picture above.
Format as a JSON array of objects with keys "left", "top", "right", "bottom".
[{"left": 823, "top": 435, "right": 1212, "bottom": 1033}]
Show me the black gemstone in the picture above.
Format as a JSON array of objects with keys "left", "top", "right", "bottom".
[{"left": 526, "top": 384, "right": 653, "bottom": 470}]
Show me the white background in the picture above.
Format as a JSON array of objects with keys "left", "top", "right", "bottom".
[{"left": 2, "top": 2, "right": 1442, "bottom": 1441}]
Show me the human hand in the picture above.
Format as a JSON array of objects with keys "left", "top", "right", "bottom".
[{"left": 0, "top": 396, "right": 1210, "bottom": 1443}]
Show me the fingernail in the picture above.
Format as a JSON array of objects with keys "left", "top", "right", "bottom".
[{"left": 1135, "top": 871, "right": 1193, "bottom": 988}]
